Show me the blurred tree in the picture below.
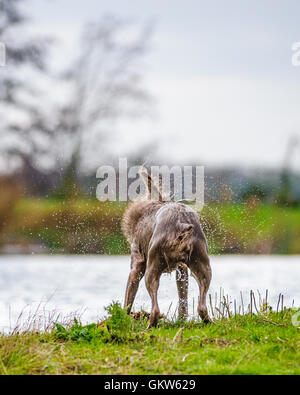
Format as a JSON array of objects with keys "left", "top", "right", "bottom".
[
  {"left": 1, "top": 5, "right": 154, "bottom": 198},
  {"left": 0, "top": 176, "right": 21, "bottom": 243},
  {"left": 241, "top": 183, "right": 268, "bottom": 202},
  {"left": 51, "top": 158, "right": 83, "bottom": 200},
  {"left": 53, "top": 16, "right": 154, "bottom": 198},
  {"left": 0, "top": 0, "right": 54, "bottom": 175}
]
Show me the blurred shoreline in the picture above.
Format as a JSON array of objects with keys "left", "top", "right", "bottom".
[{"left": 1, "top": 197, "right": 300, "bottom": 256}]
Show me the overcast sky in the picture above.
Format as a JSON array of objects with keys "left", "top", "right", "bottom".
[{"left": 27, "top": 0, "right": 300, "bottom": 170}]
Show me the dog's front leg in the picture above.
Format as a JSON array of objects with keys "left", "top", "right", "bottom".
[{"left": 124, "top": 244, "right": 145, "bottom": 314}]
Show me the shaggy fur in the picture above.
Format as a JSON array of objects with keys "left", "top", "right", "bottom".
[{"left": 122, "top": 168, "right": 212, "bottom": 328}]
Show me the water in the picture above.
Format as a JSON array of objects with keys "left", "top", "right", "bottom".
[{"left": 0, "top": 255, "right": 299, "bottom": 332}]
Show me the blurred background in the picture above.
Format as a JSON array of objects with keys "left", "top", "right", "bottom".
[
  {"left": 1, "top": 0, "right": 300, "bottom": 328},
  {"left": 1, "top": 0, "right": 300, "bottom": 256}
]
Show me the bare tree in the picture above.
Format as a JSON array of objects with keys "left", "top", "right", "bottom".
[
  {"left": 0, "top": 0, "right": 53, "bottom": 173},
  {"left": 54, "top": 15, "right": 154, "bottom": 194},
  {"left": 1, "top": 5, "right": 154, "bottom": 196}
]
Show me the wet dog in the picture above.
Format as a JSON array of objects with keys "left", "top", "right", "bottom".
[{"left": 122, "top": 168, "right": 212, "bottom": 328}]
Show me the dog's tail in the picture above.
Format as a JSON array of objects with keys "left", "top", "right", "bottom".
[{"left": 139, "top": 166, "right": 163, "bottom": 201}]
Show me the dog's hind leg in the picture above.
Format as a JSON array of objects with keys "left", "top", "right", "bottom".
[
  {"left": 144, "top": 255, "right": 164, "bottom": 329},
  {"left": 176, "top": 263, "right": 188, "bottom": 319},
  {"left": 124, "top": 244, "right": 146, "bottom": 314},
  {"left": 189, "top": 246, "right": 212, "bottom": 323}
]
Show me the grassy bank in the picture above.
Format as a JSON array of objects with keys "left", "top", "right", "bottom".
[
  {"left": 0, "top": 304, "right": 299, "bottom": 375},
  {"left": 1, "top": 198, "right": 300, "bottom": 254}
]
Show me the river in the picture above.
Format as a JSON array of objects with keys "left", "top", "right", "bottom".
[{"left": 0, "top": 255, "right": 299, "bottom": 332}]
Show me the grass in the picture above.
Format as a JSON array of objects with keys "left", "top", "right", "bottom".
[
  {"left": 200, "top": 203, "right": 300, "bottom": 254},
  {"left": 0, "top": 302, "right": 299, "bottom": 375},
  {"left": 7, "top": 198, "right": 129, "bottom": 254}
]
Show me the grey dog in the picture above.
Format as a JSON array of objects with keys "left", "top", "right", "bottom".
[{"left": 122, "top": 168, "right": 212, "bottom": 328}]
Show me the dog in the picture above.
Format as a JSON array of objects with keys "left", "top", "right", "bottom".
[{"left": 122, "top": 168, "right": 212, "bottom": 328}]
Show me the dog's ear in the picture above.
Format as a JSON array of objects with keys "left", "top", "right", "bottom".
[{"left": 177, "top": 223, "right": 194, "bottom": 241}]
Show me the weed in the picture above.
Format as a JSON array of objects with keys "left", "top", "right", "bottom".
[{"left": 54, "top": 319, "right": 105, "bottom": 343}]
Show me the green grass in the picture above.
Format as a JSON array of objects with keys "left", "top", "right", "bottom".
[
  {"left": 0, "top": 303, "right": 299, "bottom": 375},
  {"left": 7, "top": 198, "right": 129, "bottom": 254}
]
